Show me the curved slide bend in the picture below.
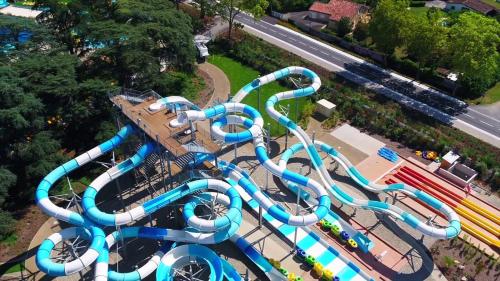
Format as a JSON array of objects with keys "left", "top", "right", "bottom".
[
  {"left": 168, "top": 91, "right": 332, "bottom": 225},
  {"left": 156, "top": 244, "right": 239, "bottom": 281},
  {"left": 36, "top": 125, "right": 136, "bottom": 276},
  {"left": 193, "top": 66, "right": 459, "bottom": 239}
]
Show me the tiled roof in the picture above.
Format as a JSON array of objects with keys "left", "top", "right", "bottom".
[
  {"left": 309, "top": 0, "right": 362, "bottom": 21},
  {"left": 447, "top": 0, "right": 496, "bottom": 14}
]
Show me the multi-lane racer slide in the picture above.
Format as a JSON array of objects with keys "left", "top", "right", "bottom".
[{"left": 35, "top": 65, "right": 460, "bottom": 280}]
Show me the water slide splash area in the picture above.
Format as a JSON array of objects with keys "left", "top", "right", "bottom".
[{"left": 35, "top": 66, "right": 460, "bottom": 280}]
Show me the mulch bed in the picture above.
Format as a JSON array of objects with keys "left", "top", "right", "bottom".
[
  {"left": 430, "top": 238, "right": 499, "bottom": 281},
  {"left": 193, "top": 67, "right": 215, "bottom": 108}
]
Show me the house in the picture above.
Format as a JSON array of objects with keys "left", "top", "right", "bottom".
[
  {"left": 308, "top": 0, "right": 367, "bottom": 27},
  {"left": 445, "top": 0, "right": 497, "bottom": 16}
]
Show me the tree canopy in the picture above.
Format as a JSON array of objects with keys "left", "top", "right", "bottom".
[
  {"left": 216, "top": 0, "right": 269, "bottom": 39},
  {"left": 447, "top": 13, "right": 500, "bottom": 95},
  {"left": 368, "top": 0, "right": 499, "bottom": 96},
  {"left": 369, "top": 0, "right": 410, "bottom": 54}
]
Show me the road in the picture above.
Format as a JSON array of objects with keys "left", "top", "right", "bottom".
[{"left": 234, "top": 13, "right": 500, "bottom": 147}]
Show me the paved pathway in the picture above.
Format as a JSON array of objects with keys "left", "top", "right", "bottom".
[{"left": 198, "top": 63, "right": 230, "bottom": 107}]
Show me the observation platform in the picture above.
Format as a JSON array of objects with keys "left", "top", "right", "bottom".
[{"left": 109, "top": 89, "right": 221, "bottom": 175}]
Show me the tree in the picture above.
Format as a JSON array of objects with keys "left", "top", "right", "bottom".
[
  {"left": 0, "top": 15, "right": 61, "bottom": 54},
  {"left": 10, "top": 131, "right": 66, "bottom": 202},
  {"left": 404, "top": 14, "right": 446, "bottom": 76},
  {"left": 369, "top": 0, "right": 410, "bottom": 54},
  {"left": 336, "top": 17, "right": 353, "bottom": 38},
  {"left": 194, "top": 0, "right": 217, "bottom": 18},
  {"left": 353, "top": 22, "right": 369, "bottom": 42},
  {"left": 267, "top": 0, "right": 314, "bottom": 13},
  {"left": 216, "top": 0, "right": 269, "bottom": 40},
  {"left": 81, "top": 0, "right": 196, "bottom": 83},
  {"left": 447, "top": 12, "right": 500, "bottom": 96},
  {"left": 0, "top": 65, "right": 44, "bottom": 145}
]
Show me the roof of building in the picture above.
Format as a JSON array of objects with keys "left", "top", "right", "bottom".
[
  {"left": 442, "top": 150, "right": 460, "bottom": 165},
  {"left": 309, "top": 0, "right": 363, "bottom": 21},
  {"left": 446, "top": 0, "right": 497, "bottom": 14}
]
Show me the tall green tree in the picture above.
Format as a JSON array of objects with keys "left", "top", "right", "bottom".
[
  {"left": 448, "top": 12, "right": 500, "bottom": 95},
  {"left": 216, "top": 0, "right": 269, "bottom": 40},
  {"left": 369, "top": 0, "right": 410, "bottom": 55},
  {"left": 0, "top": 65, "right": 44, "bottom": 145},
  {"left": 194, "top": 0, "right": 216, "bottom": 18},
  {"left": 404, "top": 14, "right": 446, "bottom": 76}
]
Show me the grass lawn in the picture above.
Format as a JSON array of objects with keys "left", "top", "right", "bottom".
[
  {"left": 469, "top": 82, "right": 500, "bottom": 105},
  {"left": 4, "top": 262, "right": 22, "bottom": 274},
  {"left": 408, "top": 6, "right": 430, "bottom": 18},
  {"left": 208, "top": 55, "right": 309, "bottom": 136}
]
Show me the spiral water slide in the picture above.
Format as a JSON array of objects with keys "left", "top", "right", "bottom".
[
  {"left": 172, "top": 66, "right": 460, "bottom": 239},
  {"left": 36, "top": 96, "right": 331, "bottom": 278}
]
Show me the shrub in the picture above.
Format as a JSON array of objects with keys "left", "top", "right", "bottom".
[
  {"left": 337, "top": 17, "right": 353, "bottom": 38},
  {"left": 322, "top": 112, "right": 341, "bottom": 129},
  {"left": 299, "top": 101, "right": 316, "bottom": 128},
  {"left": 353, "top": 22, "right": 369, "bottom": 42},
  {"left": 0, "top": 210, "right": 15, "bottom": 241},
  {"left": 443, "top": 255, "right": 455, "bottom": 270}
]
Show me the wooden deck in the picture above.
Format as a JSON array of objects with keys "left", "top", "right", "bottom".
[{"left": 111, "top": 95, "right": 221, "bottom": 159}]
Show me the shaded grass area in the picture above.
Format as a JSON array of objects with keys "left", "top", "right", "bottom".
[
  {"left": 408, "top": 6, "right": 430, "bottom": 18},
  {"left": 470, "top": 82, "right": 500, "bottom": 105},
  {"left": 4, "top": 262, "right": 22, "bottom": 274},
  {"left": 208, "top": 55, "right": 307, "bottom": 136}
]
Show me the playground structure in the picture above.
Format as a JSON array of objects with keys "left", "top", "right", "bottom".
[{"left": 35, "top": 67, "right": 462, "bottom": 280}]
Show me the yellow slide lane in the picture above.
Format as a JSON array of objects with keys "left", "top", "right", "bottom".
[
  {"left": 456, "top": 206, "right": 500, "bottom": 237},
  {"left": 461, "top": 221, "right": 500, "bottom": 248},
  {"left": 462, "top": 199, "right": 500, "bottom": 225}
]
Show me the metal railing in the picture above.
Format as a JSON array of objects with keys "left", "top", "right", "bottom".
[{"left": 108, "top": 88, "right": 162, "bottom": 105}]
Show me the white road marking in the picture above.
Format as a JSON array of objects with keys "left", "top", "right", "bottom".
[
  {"left": 468, "top": 108, "right": 500, "bottom": 123},
  {"left": 479, "top": 120, "right": 494, "bottom": 127}
]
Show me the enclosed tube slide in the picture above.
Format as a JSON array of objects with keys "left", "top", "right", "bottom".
[
  {"left": 185, "top": 192, "right": 285, "bottom": 281},
  {"left": 148, "top": 96, "right": 200, "bottom": 112},
  {"left": 36, "top": 125, "right": 135, "bottom": 276},
  {"left": 172, "top": 66, "right": 460, "bottom": 239}
]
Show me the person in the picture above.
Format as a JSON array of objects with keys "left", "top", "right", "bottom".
[{"left": 465, "top": 183, "right": 472, "bottom": 197}]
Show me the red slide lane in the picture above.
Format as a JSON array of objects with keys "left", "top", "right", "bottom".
[
  {"left": 401, "top": 166, "right": 500, "bottom": 226},
  {"left": 393, "top": 173, "right": 458, "bottom": 208},
  {"left": 400, "top": 166, "right": 463, "bottom": 203},
  {"left": 402, "top": 163, "right": 500, "bottom": 213}
]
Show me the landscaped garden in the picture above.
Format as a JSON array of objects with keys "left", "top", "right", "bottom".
[
  {"left": 430, "top": 236, "right": 499, "bottom": 281},
  {"left": 208, "top": 54, "right": 309, "bottom": 136}
]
